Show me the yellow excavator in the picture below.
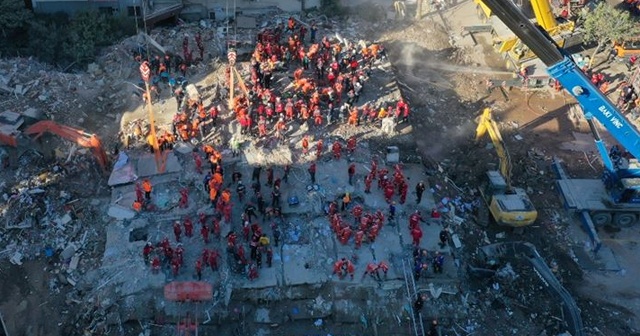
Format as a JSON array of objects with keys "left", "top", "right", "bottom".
[
  {"left": 474, "top": 0, "right": 581, "bottom": 70},
  {"left": 475, "top": 108, "right": 538, "bottom": 227}
]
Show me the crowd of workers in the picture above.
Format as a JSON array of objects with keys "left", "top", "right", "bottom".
[{"left": 129, "top": 16, "right": 452, "bottom": 284}]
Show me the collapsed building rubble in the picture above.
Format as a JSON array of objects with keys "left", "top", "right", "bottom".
[{"left": 0, "top": 1, "right": 638, "bottom": 335}]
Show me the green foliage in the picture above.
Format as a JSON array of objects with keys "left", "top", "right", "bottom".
[
  {"left": 581, "top": 3, "right": 640, "bottom": 46},
  {"left": 21, "top": 11, "right": 135, "bottom": 69},
  {"left": 62, "top": 11, "right": 113, "bottom": 65},
  {"left": 320, "top": 0, "right": 346, "bottom": 17},
  {"left": 0, "top": 0, "right": 33, "bottom": 36},
  {"left": 26, "top": 19, "right": 64, "bottom": 64}
]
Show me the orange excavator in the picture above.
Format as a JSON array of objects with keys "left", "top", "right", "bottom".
[{"left": 12, "top": 120, "right": 110, "bottom": 173}]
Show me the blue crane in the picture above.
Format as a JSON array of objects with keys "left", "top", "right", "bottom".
[{"left": 480, "top": 0, "right": 640, "bottom": 250}]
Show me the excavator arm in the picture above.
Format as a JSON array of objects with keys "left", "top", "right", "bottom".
[
  {"left": 24, "top": 120, "right": 110, "bottom": 173},
  {"left": 475, "top": 108, "right": 513, "bottom": 189}
]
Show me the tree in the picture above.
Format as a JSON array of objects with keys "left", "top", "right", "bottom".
[
  {"left": 0, "top": 0, "right": 32, "bottom": 37},
  {"left": 28, "top": 19, "right": 65, "bottom": 64},
  {"left": 61, "top": 11, "right": 112, "bottom": 66},
  {"left": 580, "top": 3, "right": 640, "bottom": 67}
]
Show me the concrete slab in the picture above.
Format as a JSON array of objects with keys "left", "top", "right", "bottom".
[
  {"left": 136, "top": 151, "right": 182, "bottom": 177},
  {"left": 239, "top": 266, "right": 279, "bottom": 289},
  {"left": 108, "top": 161, "right": 137, "bottom": 186},
  {"left": 282, "top": 244, "right": 329, "bottom": 286},
  {"left": 107, "top": 204, "right": 136, "bottom": 220},
  {"left": 333, "top": 299, "right": 363, "bottom": 323},
  {"left": 254, "top": 308, "right": 273, "bottom": 324}
]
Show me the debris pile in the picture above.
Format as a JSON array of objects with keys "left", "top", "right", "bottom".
[{"left": 0, "top": 156, "right": 105, "bottom": 288}]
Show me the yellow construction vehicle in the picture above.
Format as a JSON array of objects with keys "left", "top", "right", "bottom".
[
  {"left": 474, "top": 0, "right": 581, "bottom": 70},
  {"left": 614, "top": 39, "right": 640, "bottom": 58},
  {"left": 475, "top": 108, "right": 538, "bottom": 227}
]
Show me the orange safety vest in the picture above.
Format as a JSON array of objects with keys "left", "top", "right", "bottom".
[
  {"left": 209, "top": 188, "right": 217, "bottom": 201},
  {"left": 222, "top": 191, "right": 230, "bottom": 203},
  {"left": 208, "top": 178, "right": 217, "bottom": 191},
  {"left": 213, "top": 173, "right": 223, "bottom": 185},
  {"left": 142, "top": 180, "right": 152, "bottom": 192},
  {"left": 133, "top": 201, "right": 142, "bottom": 212},
  {"left": 203, "top": 145, "right": 215, "bottom": 156}
]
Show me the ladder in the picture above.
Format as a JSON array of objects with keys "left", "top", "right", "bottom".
[{"left": 402, "top": 257, "right": 425, "bottom": 336}]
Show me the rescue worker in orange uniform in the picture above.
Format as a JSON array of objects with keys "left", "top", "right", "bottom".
[{"left": 142, "top": 179, "right": 152, "bottom": 200}]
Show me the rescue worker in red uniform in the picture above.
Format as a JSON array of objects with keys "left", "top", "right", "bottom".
[
  {"left": 333, "top": 258, "right": 355, "bottom": 280},
  {"left": 348, "top": 163, "right": 356, "bottom": 186},
  {"left": 151, "top": 256, "right": 161, "bottom": 274},
  {"left": 364, "top": 173, "right": 373, "bottom": 194},
  {"left": 226, "top": 231, "right": 238, "bottom": 250},
  {"left": 409, "top": 210, "right": 423, "bottom": 230},
  {"left": 248, "top": 263, "right": 259, "bottom": 280},
  {"left": 399, "top": 181, "right": 408, "bottom": 204},
  {"left": 193, "top": 152, "right": 203, "bottom": 174},
  {"left": 364, "top": 262, "right": 379, "bottom": 280},
  {"left": 195, "top": 259, "right": 203, "bottom": 280},
  {"left": 143, "top": 242, "right": 153, "bottom": 262},
  {"left": 351, "top": 205, "right": 363, "bottom": 225},
  {"left": 378, "top": 261, "right": 389, "bottom": 279},
  {"left": 347, "top": 136, "right": 356, "bottom": 154},
  {"left": 354, "top": 230, "right": 365, "bottom": 249},
  {"left": 339, "top": 226, "right": 352, "bottom": 245},
  {"left": 302, "top": 136, "right": 309, "bottom": 155},
  {"left": 175, "top": 244, "right": 184, "bottom": 266},
  {"left": 208, "top": 249, "right": 220, "bottom": 271},
  {"left": 201, "top": 224, "right": 210, "bottom": 244},
  {"left": 179, "top": 187, "right": 189, "bottom": 209},
  {"left": 223, "top": 203, "right": 233, "bottom": 223},
  {"left": 212, "top": 218, "right": 221, "bottom": 239},
  {"left": 184, "top": 216, "right": 193, "bottom": 237},
  {"left": 378, "top": 168, "right": 389, "bottom": 190},
  {"left": 173, "top": 221, "right": 182, "bottom": 242},
  {"left": 332, "top": 141, "right": 342, "bottom": 160},
  {"left": 171, "top": 256, "right": 180, "bottom": 276},
  {"left": 368, "top": 222, "right": 380, "bottom": 242},
  {"left": 316, "top": 139, "right": 324, "bottom": 159},
  {"left": 411, "top": 226, "right": 423, "bottom": 247},
  {"left": 384, "top": 183, "right": 395, "bottom": 203}
]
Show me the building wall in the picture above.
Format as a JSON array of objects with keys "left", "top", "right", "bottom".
[
  {"left": 32, "top": 0, "right": 320, "bottom": 16},
  {"left": 32, "top": 0, "right": 120, "bottom": 14},
  {"left": 206, "top": 0, "right": 321, "bottom": 13}
]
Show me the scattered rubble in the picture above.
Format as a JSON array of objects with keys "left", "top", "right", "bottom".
[{"left": 0, "top": 2, "right": 637, "bottom": 335}]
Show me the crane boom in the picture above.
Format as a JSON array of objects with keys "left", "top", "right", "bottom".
[
  {"left": 480, "top": 0, "right": 640, "bottom": 175},
  {"left": 529, "top": 0, "right": 557, "bottom": 31}
]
